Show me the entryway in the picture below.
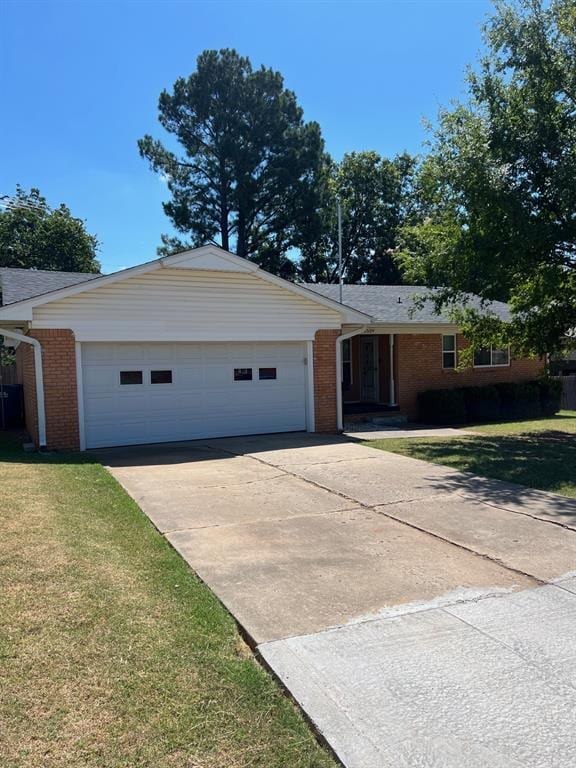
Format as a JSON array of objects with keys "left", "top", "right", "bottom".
[{"left": 359, "top": 335, "right": 379, "bottom": 402}]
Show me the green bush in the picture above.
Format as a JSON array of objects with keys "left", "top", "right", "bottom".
[
  {"left": 463, "top": 386, "right": 501, "bottom": 422},
  {"left": 536, "top": 378, "right": 562, "bottom": 417},
  {"left": 495, "top": 381, "right": 541, "bottom": 420},
  {"left": 418, "top": 380, "right": 554, "bottom": 425},
  {"left": 418, "top": 388, "right": 467, "bottom": 425}
]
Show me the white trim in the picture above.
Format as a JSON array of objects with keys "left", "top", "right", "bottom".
[
  {"left": 388, "top": 333, "right": 396, "bottom": 406},
  {"left": 336, "top": 325, "right": 368, "bottom": 431},
  {"left": 473, "top": 345, "right": 511, "bottom": 368},
  {"left": 0, "top": 245, "right": 371, "bottom": 325},
  {"left": 305, "top": 340, "right": 315, "bottom": 432},
  {"left": 342, "top": 323, "right": 461, "bottom": 335},
  {"left": 0, "top": 327, "right": 46, "bottom": 448},
  {"left": 75, "top": 341, "right": 86, "bottom": 451}
]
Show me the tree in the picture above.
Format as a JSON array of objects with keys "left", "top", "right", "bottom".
[
  {"left": 298, "top": 151, "right": 417, "bottom": 284},
  {"left": 399, "top": 0, "right": 576, "bottom": 357},
  {"left": 0, "top": 187, "right": 100, "bottom": 273},
  {"left": 139, "top": 48, "right": 325, "bottom": 278}
]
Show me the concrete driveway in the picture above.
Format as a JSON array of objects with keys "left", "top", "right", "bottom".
[{"left": 98, "top": 432, "right": 576, "bottom": 768}]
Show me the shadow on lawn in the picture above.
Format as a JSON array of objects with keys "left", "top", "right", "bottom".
[{"left": 399, "top": 429, "right": 576, "bottom": 514}]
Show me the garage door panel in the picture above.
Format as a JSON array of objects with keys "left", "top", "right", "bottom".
[{"left": 82, "top": 341, "right": 309, "bottom": 448}]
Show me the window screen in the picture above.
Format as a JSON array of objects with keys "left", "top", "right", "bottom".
[
  {"left": 442, "top": 335, "right": 456, "bottom": 369},
  {"left": 342, "top": 338, "right": 352, "bottom": 389}
]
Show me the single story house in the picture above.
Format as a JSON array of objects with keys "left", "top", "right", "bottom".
[{"left": 0, "top": 245, "right": 541, "bottom": 451}]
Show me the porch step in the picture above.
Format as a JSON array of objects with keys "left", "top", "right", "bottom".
[{"left": 370, "top": 415, "right": 408, "bottom": 427}]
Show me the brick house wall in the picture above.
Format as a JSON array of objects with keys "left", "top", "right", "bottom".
[
  {"left": 395, "top": 333, "right": 543, "bottom": 419},
  {"left": 17, "top": 329, "right": 80, "bottom": 451},
  {"left": 313, "top": 328, "right": 340, "bottom": 432}
]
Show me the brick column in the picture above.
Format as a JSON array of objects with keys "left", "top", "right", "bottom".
[
  {"left": 313, "top": 328, "right": 340, "bottom": 433},
  {"left": 21, "top": 330, "right": 80, "bottom": 451}
]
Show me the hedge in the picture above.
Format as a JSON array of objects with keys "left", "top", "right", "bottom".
[{"left": 417, "top": 378, "right": 561, "bottom": 425}]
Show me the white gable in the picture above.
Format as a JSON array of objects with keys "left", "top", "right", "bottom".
[
  {"left": 164, "top": 246, "right": 258, "bottom": 273},
  {"left": 31, "top": 268, "right": 344, "bottom": 342}
]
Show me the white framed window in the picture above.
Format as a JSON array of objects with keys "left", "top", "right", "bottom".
[
  {"left": 442, "top": 335, "right": 457, "bottom": 369},
  {"left": 473, "top": 346, "right": 510, "bottom": 368},
  {"left": 341, "top": 339, "right": 352, "bottom": 390}
]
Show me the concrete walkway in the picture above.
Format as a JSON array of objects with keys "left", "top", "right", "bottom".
[{"left": 97, "top": 433, "right": 576, "bottom": 767}]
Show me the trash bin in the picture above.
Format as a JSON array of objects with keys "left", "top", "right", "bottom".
[{"left": 0, "top": 384, "right": 24, "bottom": 428}]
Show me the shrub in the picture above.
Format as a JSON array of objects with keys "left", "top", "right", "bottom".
[
  {"left": 418, "top": 388, "right": 467, "bottom": 425},
  {"left": 495, "top": 381, "right": 541, "bottom": 420},
  {"left": 536, "top": 378, "right": 562, "bottom": 417},
  {"left": 463, "top": 386, "right": 501, "bottom": 422}
]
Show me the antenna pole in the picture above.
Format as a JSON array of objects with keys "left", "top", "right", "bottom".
[{"left": 337, "top": 197, "right": 343, "bottom": 303}]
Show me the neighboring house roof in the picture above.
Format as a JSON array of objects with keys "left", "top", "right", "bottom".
[
  {"left": 0, "top": 267, "right": 99, "bottom": 306},
  {"left": 304, "top": 284, "right": 511, "bottom": 324}
]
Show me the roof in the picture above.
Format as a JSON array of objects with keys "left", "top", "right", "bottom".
[
  {"left": 304, "top": 284, "right": 511, "bottom": 324},
  {"left": 0, "top": 247, "right": 370, "bottom": 325},
  {"left": 0, "top": 267, "right": 99, "bottom": 306}
]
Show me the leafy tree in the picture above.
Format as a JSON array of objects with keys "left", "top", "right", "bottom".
[
  {"left": 299, "top": 151, "right": 417, "bottom": 284},
  {"left": 0, "top": 186, "right": 100, "bottom": 273},
  {"left": 399, "top": 0, "right": 576, "bottom": 357},
  {"left": 139, "top": 49, "right": 325, "bottom": 278}
]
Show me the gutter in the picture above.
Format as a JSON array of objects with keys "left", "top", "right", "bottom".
[
  {"left": 0, "top": 328, "right": 46, "bottom": 448},
  {"left": 335, "top": 325, "right": 368, "bottom": 431}
]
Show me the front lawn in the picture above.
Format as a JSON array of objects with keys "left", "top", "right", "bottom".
[
  {"left": 0, "top": 433, "right": 334, "bottom": 768},
  {"left": 364, "top": 411, "right": 576, "bottom": 498}
]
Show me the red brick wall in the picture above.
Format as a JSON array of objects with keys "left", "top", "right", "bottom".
[
  {"left": 313, "top": 328, "right": 340, "bottom": 432},
  {"left": 19, "top": 329, "right": 80, "bottom": 451},
  {"left": 396, "top": 333, "right": 543, "bottom": 419}
]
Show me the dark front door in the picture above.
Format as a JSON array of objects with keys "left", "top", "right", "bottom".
[{"left": 360, "top": 336, "right": 379, "bottom": 402}]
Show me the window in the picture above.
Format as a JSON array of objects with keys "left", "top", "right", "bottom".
[
  {"left": 259, "top": 367, "right": 277, "bottom": 380},
  {"left": 442, "top": 335, "right": 457, "bottom": 369},
  {"left": 473, "top": 346, "right": 510, "bottom": 367},
  {"left": 342, "top": 338, "right": 352, "bottom": 390},
  {"left": 151, "top": 370, "right": 173, "bottom": 384},
  {"left": 120, "top": 370, "right": 143, "bottom": 385},
  {"left": 234, "top": 368, "right": 252, "bottom": 381}
]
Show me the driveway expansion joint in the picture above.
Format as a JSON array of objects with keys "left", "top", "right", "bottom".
[{"left": 207, "top": 438, "right": 559, "bottom": 589}]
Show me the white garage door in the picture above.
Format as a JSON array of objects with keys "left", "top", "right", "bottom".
[{"left": 81, "top": 342, "right": 308, "bottom": 449}]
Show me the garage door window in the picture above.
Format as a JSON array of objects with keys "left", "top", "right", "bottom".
[
  {"left": 259, "top": 367, "right": 277, "bottom": 380},
  {"left": 120, "top": 371, "right": 143, "bottom": 385},
  {"left": 151, "top": 370, "right": 173, "bottom": 384},
  {"left": 234, "top": 368, "right": 252, "bottom": 381}
]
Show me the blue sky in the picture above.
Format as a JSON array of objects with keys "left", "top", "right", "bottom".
[{"left": 2, "top": 0, "right": 492, "bottom": 273}]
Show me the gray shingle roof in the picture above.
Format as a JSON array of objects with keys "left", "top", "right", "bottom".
[
  {"left": 0, "top": 267, "right": 100, "bottom": 305},
  {"left": 304, "top": 284, "right": 511, "bottom": 324}
]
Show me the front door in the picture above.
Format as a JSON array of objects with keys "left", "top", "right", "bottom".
[{"left": 360, "top": 336, "right": 379, "bottom": 402}]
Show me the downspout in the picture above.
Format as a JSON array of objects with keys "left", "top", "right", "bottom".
[
  {"left": 336, "top": 325, "right": 368, "bottom": 431},
  {"left": 0, "top": 328, "right": 46, "bottom": 448}
]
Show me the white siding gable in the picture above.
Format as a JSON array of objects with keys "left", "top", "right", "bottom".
[{"left": 32, "top": 268, "right": 342, "bottom": 342}]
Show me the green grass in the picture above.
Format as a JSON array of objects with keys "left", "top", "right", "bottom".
[
  {"left": 465, "top": 410, "right": 576, "bottom": 435},
  {"left": 365, "top": 411, "right": 576, "bottom": 498},
  {"left": 0, "top": 432, "right": 335, "bottom": 768}
]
